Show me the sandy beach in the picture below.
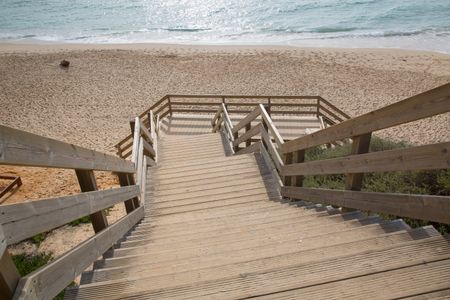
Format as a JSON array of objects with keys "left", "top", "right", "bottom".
[
  {"left": 1, "top": 43, "right": 450, "bottom": 200},
  {"left": 1, "top": 43, "right": 449, "bottom": 259}
]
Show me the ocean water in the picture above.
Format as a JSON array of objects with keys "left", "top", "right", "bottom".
[{"left": 1, "top": 0, "right": 449, "bottom": 52}]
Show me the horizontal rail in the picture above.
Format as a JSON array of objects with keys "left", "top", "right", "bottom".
[
  {"left": 1, "top": 126, "right": 135, "bottom": 173},
  {"left": 282, "top": 142, "right": 450, "bottom": 176},
  {"left": 167, "top": 94, "right": 320, "bottom": 100},
  {"left": 282, "top": 83, "right": 450, "bottom": 153},
  {"left": 235, "top": 141, "right": 261, "bottom": 155},
  {"left": 13, "top": 207, "right": 144, "bottom": 300},
  {"left": 233, "top": 124, "right": 261, "bottom": 146},
  {"left": 281, "top": 186, "right": 450, "bottom": 224},
  {"left": 1, "top": 186, "right": 140, "bottom": 245},
  {"left": 233, "top": 106, "right": 261, "bottom": 133}
]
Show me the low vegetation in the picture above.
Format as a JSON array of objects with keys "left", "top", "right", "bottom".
[{"left": 302, "top": 136, "right": 450, "bottom": 233}]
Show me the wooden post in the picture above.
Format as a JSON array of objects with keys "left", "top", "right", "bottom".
[
  {"left": 75, "top": 170, "right": 108, "bottom": 233},
  {"left": 283, "top": 152, "right": 293, "bottom": 187},
  {"left": 0, "top": 251, "right": 20, "bottom": 300},
  {"left": 129, "top": 118, "right": 136, "bottom": 136},
  {"left": 233, "top": 131, "right": 240, "bottom": 153},
  {"left": 245, "top": 123, "right": 252, "bottom": 147},
  {"left": 168, "top": 97, "right": 172, "bottom": 116},
  {"left": 292, "top": 150, "right": 305, "bottom": 187},
  {"left": 117, "top": 173, "right": 137, "bottom": 214},
  {"left": 316, "top": 97, "right": 321, "bottom": 118},
  {"left": 342, "top": 133, "right": 372, "bottom": 212},
  {"left": 345, "top": 133, "right": 372, "bottom": 190}
]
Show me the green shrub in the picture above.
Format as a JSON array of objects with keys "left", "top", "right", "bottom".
[
  {"left": 300, "top": 136, "right": 450, "bottom": 233},
  {"left": 12, "top": 253, "right": 72, "bottom": 299},
  {"left": 30, "top": 233, "right": 47, "bottom": 247},
  {"left": 68, "top": 215, "right": 91, "bottom": 226}
]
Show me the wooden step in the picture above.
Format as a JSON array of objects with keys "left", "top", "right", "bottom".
[
  {"left": 105, "top": 215, "right": 385, "bottom": 259},
  {"left": 93, "top": 219, "right": 410, "bottom": 270},
  {"left": 81, "top": 226, "right": 438, "bottom": 285},
  {"left": 68, "top": 231, "right": 450, "bottom": 299}
]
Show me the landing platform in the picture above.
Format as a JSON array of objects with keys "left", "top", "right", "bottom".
[{"left": 159, "top": 113, "right": 322, "bottom": 139}]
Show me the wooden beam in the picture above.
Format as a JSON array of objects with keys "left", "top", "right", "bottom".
[
  {"left": 260, "top": 125, "right": 284, "bottom": 173},
  {"left": 282, "top": 83, "right": 450, "bottom": 153},
  {"left": 0, "top": 126, "right": 135, "bottom": 173},
  {"left": 233, "top": 125, "right": 261, "bottom": 147},
  {"left": 282, "top": 142, "right": 450, "bottom": 176},
  {"left": 259, "top": 104, "right": 284, "bottom": 147},
  {"left": 75, "top": 170, "right": 108, "bottom": 233},
  {"left": 281, "top": 186, "right": 450, "bottom": 224},
  {"left": 235, "top": 141, "right": 261, "bottom": 155},
  {"left": 232, "top": 106, "right": 261, "bottom": 133},
  {"left": 0, "top": 250, "right": 20, "bottom": 300},
  {"left": 13, "top": 207, "right": 144, "bottom": 300},
  {"left": 1, "top": 186, "right": 139, "bottom": 244}
]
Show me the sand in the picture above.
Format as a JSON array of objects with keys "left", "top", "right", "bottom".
[{"left": 1, "top": 42, "right": 449, "bottom": 261}]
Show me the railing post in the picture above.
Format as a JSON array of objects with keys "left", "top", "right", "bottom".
[
  {"left": 117, "top": 173, "right": 138, "bottom": 214},
  {"left": 245, "top": 123, "right": 252, "bottom": 147},
  {"left": 292, "top": 150, "right": 305, "bottom": 186},
  {"left": 129, "top": 117, "right": 136, "bottom": 136},
  {"left": 345, "top": 133, "right": 372, "bottom": 190},
  {"left": 75, "top": 170, "right": 108, "bottom": 233},
  {"left": 0, "top": 250, "right": 20, "bottom": 300},
  {"left": 233, "top": 131, "right": 240, "bottom": 153},
  {"left": 283, "top": 152, "right": 293, "bottom": 186},
  {"left": 316, "top": 97, "right": 321, "bottom": 118},
  {"left": 168, "top": 96, "right": 172, "bottom": 116}
]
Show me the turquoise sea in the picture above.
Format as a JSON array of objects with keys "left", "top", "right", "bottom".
[{"left": 1, "top": 0, "right": 449, "bottom": 52}]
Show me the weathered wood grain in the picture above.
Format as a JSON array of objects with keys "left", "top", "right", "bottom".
[
  {"left": 1, "top": 186, "right": 139, "bottom": 244},
  {"left": 0, "top": 125, "right": 134, "bottom": 173},
  {"left": 281, "top": 186, "right": 450, "bottom": 224},
  {"left": 282, "top": 83, "right": 450, "bottom": 153},
  {"left": 12, "top": 207, "right": 144, "bottom": 300}
]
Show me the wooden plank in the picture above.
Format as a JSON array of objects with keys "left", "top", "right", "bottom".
[
  {"left": 260, "top": 125, "right": 284, "bottom": 173},
  {"left": 0, "top": 250, "right": 20, "bottom": 300},
  {"left": 75, "top": 170, "right": 108, "bottom": 234},
  {"left": 232, "top": 106, "right": 261, "bottom": 133},
  {"left": 281, "top": 186, "right": 450, "bottom": 224},
  {"left": 235, "top": 141, "right": 261, "bottom": 155},
  {"left": 282, "top": 83, "right": 450, "bottom": 153},
  {"left": 142, "top": 138, "right": 156, "bottom": 158},
  {"left": 319, "top": 105, "right": 345, "bottom": 122},
  {"left": 12, "top": 207, "right": 144, "bottom": 300},
  {"left": 282, "top": 142, "right": 450, "bottom": 176},
  {"left": 233, "top": 124, "right": 261, "bottom": 147},
  {"left": 0, "top": 176, "right": 22, "bottom": 200},
  {"left": 319, "top": 96, "right": 351, "bottom": 119},
  {"left": 138, "top": 119, "right": 153, "bottom": 145},
  {"left": 270, "top": 110, "right": 317, "bottom": 115},
  {"left": 171, "top": 101, "right": 221, "bottom": 106},
  {"left": 259, "top": 104, "right": 284, "bottom": 147},
  {"left": 0, "top": 125, "right": 135, "bottom": 173},
  {"left": 1, "top": 186, "right": 139, "bottom": 244},
  {"left": 166, "top": 94, "right": 319, "bottom": 100}
]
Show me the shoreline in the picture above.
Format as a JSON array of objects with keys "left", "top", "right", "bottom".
[{"left": 1, "top": 41, "right": 450, "bottom": 57}]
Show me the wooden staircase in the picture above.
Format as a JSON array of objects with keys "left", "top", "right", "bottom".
[
  {"left": 2, "top": 86, "right": 450, "bottom": 299},
  {"left": 65, "top": 132, "right": 450, "bottom": 299}
]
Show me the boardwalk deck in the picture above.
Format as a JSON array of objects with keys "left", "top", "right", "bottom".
[
  {"left": 66, "top": 126, "right": 450, "bottom": 299},
  {"left": 160, "top": 113, "right": 322, "bottom": 139}
]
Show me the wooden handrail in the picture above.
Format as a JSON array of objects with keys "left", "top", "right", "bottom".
[
  {"left": 13, "top": 207, "right": 144, "bottom": 300},
  {"left": 115, "top": 94, "right": 349, "bottom": 157},
  {"left": 1, "top": 186, "right": 140, "bottom": 245},
  {"left": 281, "top": 142, "right": 450, "bottom": 176},
  {"left": 0, "top": 126, "right": 135, "bottom": 173},
  {"left": 210, "top": 83, "right": 450, "bottom": 226},
  {"left": 282, "top": 83, "right": 450, "bottom": 153},
  {"left": 0, "top": 122, "right": 154, "bottom": 299}
]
